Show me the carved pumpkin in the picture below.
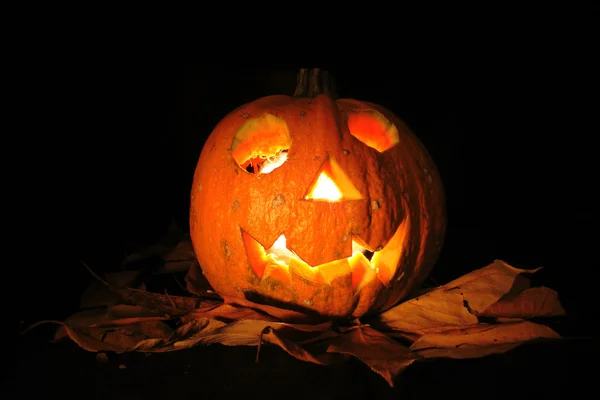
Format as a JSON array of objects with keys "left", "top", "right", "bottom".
[{"left": 189, "top": 69, "right": 446, "bottom": 319}]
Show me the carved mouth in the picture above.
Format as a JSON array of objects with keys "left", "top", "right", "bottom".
[{"left": 240, "top": 216, "right": 409, "bottom": 294}]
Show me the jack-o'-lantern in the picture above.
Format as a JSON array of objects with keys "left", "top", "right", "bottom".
[{"left": 189, "top": 69, "right": 446, "bottom": 319}]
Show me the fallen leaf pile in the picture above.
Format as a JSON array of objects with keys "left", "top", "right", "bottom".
[{"left": 23, "top": 229, "right": 566, "bottom": 387}]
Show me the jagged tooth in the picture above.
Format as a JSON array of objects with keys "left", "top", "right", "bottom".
[
  {"left": 288, "top": 258, "right": 354, "bottom": 317},
  {"left": 289, "top": 257, "right": 322, "bottom": 283},
  {"left": 373, "top": 257, "right": 393, "bottom": 287},
  {"left": 349, "top": 252, "right": 378, "bottom": 293},
  {"left": 317, "top": 259, "right": 352, "bottom": 285},
  {"left": 370, "top": 216, "right": 410, "bottom": 287},
  {"left": 351, "top": 235, "right": 374, "bottom": 253}
]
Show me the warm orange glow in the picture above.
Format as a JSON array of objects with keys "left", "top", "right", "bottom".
[
  {"left": 351, "top": 239, "right": 370, "bottom": 257},
  {"left": 347, "top": 110, "right": 399, "bottom": 153},
  {"left": 305, "top": 172, "right": 342, "bottom": 201},
  {"left": 241, "top": 213, "right": 410, "bottom": 292},
  {"left": 259, "top": 151, "right": 288, "bottom": 174},
  {"left": 231, "top": 114, "right": 291, "bottom": 175},
  {"left": 240, "top": 228, "right": 408, "bottom": 293},
  {"left": 266, "top": 234, "right": 297, "bottom": 265},
  {"left": 304, "top": 156, "right": 362, "bottom": 201},
  {"left": 349, "top": 251, "right": 377, "bottom": 291}
]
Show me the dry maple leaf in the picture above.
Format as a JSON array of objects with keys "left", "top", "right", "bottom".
[
  {"left": 440, "top": 259, "right": 541, "bottom": 313},
  {"left": 479, "top": 287, "right": 566, "bottom": 318},
  {"left": 27, "top": 257, "right": 567, "bottom": 388},
  {"left": 410, "top": 320, "right": 561, "bottom": 359},
  {"left": 323, "top": 325, "right": 417, "bottom": 387}
]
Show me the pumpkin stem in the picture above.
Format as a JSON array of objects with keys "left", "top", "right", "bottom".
[{"left": 293, "top": 68, "right": 338, "bottom": 98}]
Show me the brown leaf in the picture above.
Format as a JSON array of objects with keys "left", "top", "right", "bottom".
[
  {"left": 128, "top": 318, "right": 228, "bottom": 352},
  {"left": 441, "top": 259, "right": 541, "bottom": 314},
  {"left": 372, "top": 260, "right": 552, "bottom": 336},
  {"left": 59, "top": 320, "right": 174, "bottom": 353},
  {"left": 79, "top": 270, "right": 145, "bottom": 309},
  {"left": 157, "top": 319, "right": 333, "bottom": 353},
  {"left": 90, "top": 316, "right": 171, "bottom": 328},
  {"left": 184, "top": 303, "right": 280, "bottom": 323},
  {"left": 105, "top": 270, "right": 146, "bottom": 288},
  {"left": 261, "top": 327, "right": 342, "bottom": 365},
  {"left": 106, "top": 304, "right": 163, "bottom": 319},
  {"left": 184, "top": 261, "right": 220, "bottom": 296},
  {"left": 410, "top": 321, "right": 560, "bottom": 359},
  {"left": 220, "top": 294, "right": 317, "bottom": 324},
  {"left": 479, "top": 287, "right": 566, "bottom": 318},
  {"left": 53, "top": 307, "right": 171, "bottom": 332},
  {"left": 324, "top": 326, "right": 416, "bottom": 387},
  {"left": 52, "top": 258, "right": 566, "bottom": 388},
  {"left": 63, "top": 308, "right": 112, "bottom": 328},
  {"left": 118, "top": 317, "right": 337, "bottom": 357},
  {"left": 174, "top": 319, "right": 281, "bottom": 348},
  {"left": 157, "top": 234, "right": 197, "bottom": 274},
  {"left": 116, "top": 288, "right": 215, "bottom": 316},
  {"left": 375, "top": 290, "right": 478, "bottom": 334},
  {"left": 175, "top": 317, "right": 228, "bottom": 338}
]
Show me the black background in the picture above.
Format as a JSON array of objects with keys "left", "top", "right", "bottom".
[{"left": 16, "top": 35, "right": 598, "bottom": 398}]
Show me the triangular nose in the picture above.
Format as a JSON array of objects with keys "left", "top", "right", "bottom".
[{"left": 304, "top": 155, "right": 362, "bottom": 201}]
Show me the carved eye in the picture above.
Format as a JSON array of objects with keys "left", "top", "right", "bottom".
[
  {"left": 347, "top": 109, "right": 400, "bottom": 152},
  {"left": 231, "top": 114, "right": 291, "bottom": 175}
]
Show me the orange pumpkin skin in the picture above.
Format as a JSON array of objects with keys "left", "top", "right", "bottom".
[{"left": 189, "top": 93, "right": 446, "bottom": 320}]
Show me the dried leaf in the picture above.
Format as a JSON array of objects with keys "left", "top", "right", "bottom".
[
  {"left": 59, "top": 320, "right": 173, "bottom": 353},
  {"left": 106, "top": 304, "right": 163, "bottom": 319},
  {"left": 410, "top": 321, "right": 560, "bottom": 359},
  {"left": 325, "top": 326, "right": 416, "bottom": 387},
  {"left": 79, "top": 270, "right": 145, "bottom": 308},
  {"left": 105, "top": 270, "right": 146, "bottom": 288},
  {"left": 479, "top": 287, "right": 566, "bottom": 318},
  {"left": 128, "top": 318, "right": 228, "bottom": 352},
  {"left": 174, "top": 318, "right": 228, "bottom": 339},
  {"left": 125, "top": 318, "right": 335, "bottom": 354},
  {"left": 116, "top": 288, "right": 214, "bottom": 316},
  {"left": 157, "top": 234, "right": 197, "bottom": 274},
  {"left": 63, "top": 308, "right": 112, "bottom": 328},
  {"left": 184, "top": 303, "right": 280, "bottom": 323},
  {"left": 220, "top": 294, "right": 317, "bottom": 324},
  {"left": 175, "top": 318, "right": 332, "bottom": 351},
  {"left": 126, "top": 338, "right": 167, "bottom": 352},
  {"left": 441, "top": 259, "right": 541, "bottom": 314},
  {"left": 90, "top": 316, "right": 171, "bottom": 328},
  {"left": 54, "top": 306, "right": 171, "bottom": 330},
  {"left": 261, "top": 327, "right": 342, "bottom": 365},
  {"left": 52, "top": 258, "right": 566, "bottom": 388},
  {"left": 375, "top": 290, "right": 478, "bottom": 334},
  {"left": 175, "top": 319, "right": 281, "bottom": 347},
  {"left": 184, "top": 261, "right": 215, "bottom": 295}
]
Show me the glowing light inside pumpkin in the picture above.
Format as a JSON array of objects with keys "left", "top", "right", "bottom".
[
  {"left": 266, "top": 234, "right": 297, "bottom": 265},
  {"left": 256, "top": 233, "right": 381, "bottom": 291},
  {"left": 352, "top": 240, "right": 370, "bottom": 258},
  {"left": 231, "top": 114, "right": 291, "bottom": 175},
  {"left": 305, "top": 172, "right": 342, "bottom": 201},
  {"left": 266, "top": 234, "right": 375, "bottom": 270},
  {"left": 256, "top": 150, "right": 288, "bottom": 174},
  {"left": 241, "top": 216, "right": 409, "bottom": 292},
  {"left": 304, "top": 156, "right": 362, "bottom": 201}
]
